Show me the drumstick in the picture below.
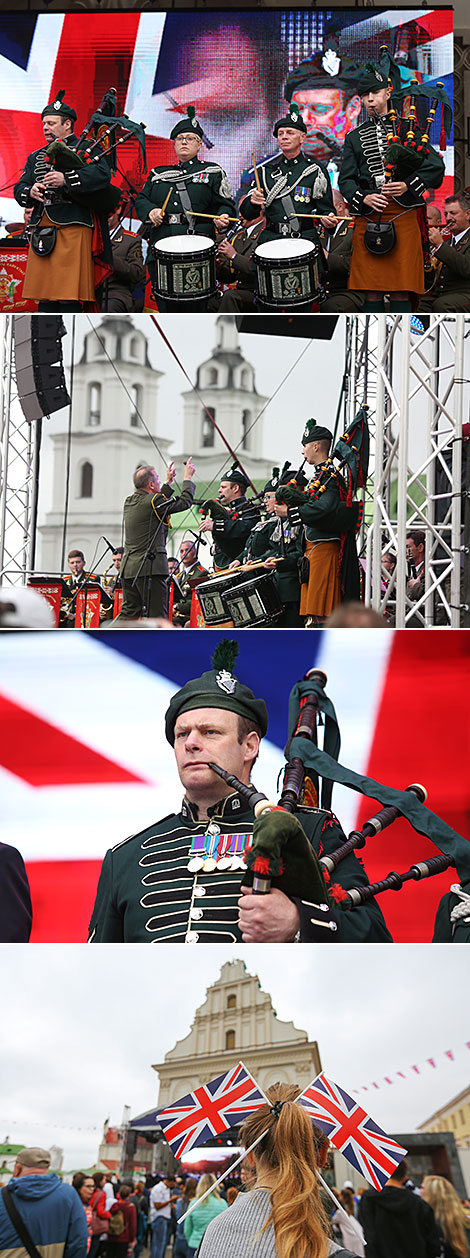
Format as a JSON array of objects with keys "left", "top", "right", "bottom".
[
  {"left": 210, "top": 558, "right": 282, "bottom": 578},
  {"left": 290, "top": 212, "right": 354, "bottom": 221},
  {"left": 193, "top": 211, "right": 240, "bottom": 222},
  {"left": 161, "top": 185, "right": 174, "bottom": 212},
  {"left": 251, "top": 151, "right": 263, "bottom": 196}
]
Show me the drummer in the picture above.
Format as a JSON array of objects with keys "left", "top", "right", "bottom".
[
  {"left": 239, "top": 102, "right": 335, "bottom": 259},
  {"left": 231, "top": 462, "right": 305, "bottom": 627},
  {"left": 135, "top": 105, "right": 236, "bottom": 308}
]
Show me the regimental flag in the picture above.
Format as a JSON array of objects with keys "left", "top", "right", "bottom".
[
  {"left": 155, "top": 1062, "right": 268, "bottom": 1159},
  {"left": 296, "top": 1074, "right": 407, "bottom": 1191}
]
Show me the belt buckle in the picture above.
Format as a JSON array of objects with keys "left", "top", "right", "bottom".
[
  {"left": 280, "top": 223, "right": 289, "bottom": 237},
  {"left": 169, "top": 214, "right": 179, "bottom": 225}
]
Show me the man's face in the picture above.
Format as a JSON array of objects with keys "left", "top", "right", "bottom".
[
  {"left": 302, "top": 440, "right": 329, "bottom": 466},
  {"left": 113, "top": 554, "right": 122, "bottom": 572},
  {"left": 173, "top": 707, "right": 259, "bottom": 801},
  {"left": 180, "top": 542, "right": 196, "bottom": 567},
  {"left": 277, "top": 127, "right": 303, "bottom": 160},
  {"left": 292, "top": 87, "right": 361, "bottom": 161},
  {"left": 23, "top": 207, "right": 33, "bottom": 228},
  {"left": 219, "top": 481, "right": 242, "bottom": 504},
  {"left": 42, "top": 114, "right": 73, "bottom": 143},
  {"left": 444, "top": 201, "right": 470, "bottom": 235},
  {"left": 333, "top": 190, "right": 349, "bottom": 218},
  {"left": 174, "top": 133, "right": 202, "bottom": 163},
  {"left": 264, "top": 491, "right": 276, "bottom": 514},
  {"left": 406, "top": 537, "right": 424, "bottom": 565},
  {"left": 69, "top": 555, "right": 85, "bottom": 576},
  {"left": 362, "top": 87, "right": 391, "bottom": 119},
  {"left": 426, "top": 206, "right": 442, "bottom": 228},
  {"left": 147, "top": 470, "right": 161, "bottom": 494}
]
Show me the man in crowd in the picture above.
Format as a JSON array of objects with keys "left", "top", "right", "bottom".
[
  {"left": 0, "top": 1147, "right": 88, "bottom": 1258},
  {"left": 149, "top": 1176, "right": 177, "bottom": 1258},
  {"left": 0, "top": 843, "right": 32, "bottom": 942},
  {"left": 359, "top": 1158, "right": 442, "bottom": 1258},
  {"left": 115, "top": 459, "right": 195, "bottom": 622},
  {"left": 321, "top": 189, "right": 363, "bottom": 312},
  {"left": 135, "top": 106, "right": 235, "bottom": 308},
  {"left": 199, "top": 463, "right": 261, "bottom": 570},
  {"left": 61, "top": 550, "right": 104, "bottom": 627},
  {"left": 420, "top": 193, "right": 470, "bottom": 313},
  {"left": 14, "top": 90, "right": 112, "bottom": 311},
  {"left": 88, "top": 645, "right": 391, "bottom": 943},
  {"left": 99, "top": 203, "right": 146, "bottom": 312},
  {"left": 172, "top": 539, "right": 209, "bottom": 627},
  {"left": 406, "top": 529, "right": 426, "bottom": 607}
]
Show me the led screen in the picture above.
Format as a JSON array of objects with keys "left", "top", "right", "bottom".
[{"left": 0, "top": 8, "right": 454, "bottom": 229}]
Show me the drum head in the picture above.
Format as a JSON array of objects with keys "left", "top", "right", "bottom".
[
  {"left": 255, "top": 239, "right": 315, "bottom": 260},
  {"left": 156, "top": 235, "right": 214, "bottom": 255}
]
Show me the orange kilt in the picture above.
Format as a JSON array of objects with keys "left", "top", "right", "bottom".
[
  {"left": 23, "top": 211, "right": 94, "bottom": 302},
  {"left": 300, "top": 539, "right": 341, "bottom": 618},
  {"left": 348, "top": 205, "right": 424, "bottom": 295}
]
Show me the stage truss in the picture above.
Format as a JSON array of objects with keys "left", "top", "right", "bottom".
[{"left": 0, "top": 314, "right": 468, "bottom": 627}]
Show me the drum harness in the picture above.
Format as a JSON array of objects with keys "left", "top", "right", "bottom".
[{"left": 264, "top": 163, "right": 328, "bottom": 237}]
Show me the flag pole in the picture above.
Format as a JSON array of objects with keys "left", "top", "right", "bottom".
[
  {"left": 315, "top": 1169, "right": 353, "bottom": 1226},
  {"left": 178, "top": 1129, "right": 269, "bottom": 1223}
]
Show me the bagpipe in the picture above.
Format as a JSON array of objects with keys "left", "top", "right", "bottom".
[
  {"left": 206, "top": 666, "right": 469, "bottom": 935},
  {"left": 275, "top": 408, "right": 369, "bottom": 531},
  {"left": 42, "top": 87, "right": 147, "bottom": 217}
]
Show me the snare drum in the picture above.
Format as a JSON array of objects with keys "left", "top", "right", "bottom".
[
  {"left": 153, "top": 235, "right": 217, "bottom": 307},
  {"left": 224, "top": 572, "right": 283, "bottom": 627},
  {"left": 255, "top": 238, "right": 320, "bottom": 310},
  {"left": 197, "top": 567, "right": 252, "bottom": 627}
]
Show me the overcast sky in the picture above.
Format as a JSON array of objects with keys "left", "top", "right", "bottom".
[{"left": 1, "top": 944, "right": 468, "bottom": 1171}]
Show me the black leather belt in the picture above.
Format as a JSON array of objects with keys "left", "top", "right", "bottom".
[
  {"left": 273, "top": 222, "right": 300, "bottom": 237},
  {"left": 167, "top": 213, "right": 186, "bottom": 224}
]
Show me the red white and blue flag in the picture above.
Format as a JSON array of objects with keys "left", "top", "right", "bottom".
[
  {"left": 297, "top": 1074, "right": 407, "bottom": 1191},
  {"left": 0, "top": 630, "right": 468, "bottom": 942},
  {"left": 152, "top": 1062, "right": 267, "bottom": 1159}
]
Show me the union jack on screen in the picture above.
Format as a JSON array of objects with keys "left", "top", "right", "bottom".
[
  {"left": 156, "top": 1062, "right": 268, "bottom": 1159},
  {"left": 296, "top": 1074, "right": 407, "bottom": 1191}
]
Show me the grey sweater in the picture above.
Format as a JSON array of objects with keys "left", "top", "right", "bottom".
[{"left": 196, "top": 1188, "right": 357, "bottom": 1258}]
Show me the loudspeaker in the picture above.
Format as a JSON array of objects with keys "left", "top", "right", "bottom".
[
  {"left": 236, "top": 316, "right": 338, "bottom": 339},
  {"left": 13, "top": 315, "right": 70, "bottom": 422}
]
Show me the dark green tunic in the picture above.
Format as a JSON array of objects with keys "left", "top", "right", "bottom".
[
  {"left": 135, "top": 158, "right": 236, "bottom": 247},
  {"left": 338, "top": 121, "right": 445, "bottom": 217},
  {"left": 241, "top": 152, "right": 334, "bottom": 247},
  {"left": 14, "top": 134, "right": 112, "bottom": 228},
  {"left": 432, "top": 883, "right": 470, "bottom": 942},
  {"left": 239, "top": 515, "right": 303, "bottom": 612},
  {"left": 88, "top": 790, "right": 392, "bottom": 943},
  {"left": 212, "top": 497, "right": 261, "bottom": 570}
]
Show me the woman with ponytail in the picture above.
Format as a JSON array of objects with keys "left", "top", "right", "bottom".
[{"left": 195, "top": 1082, "right": 358, "bottom": 1258}]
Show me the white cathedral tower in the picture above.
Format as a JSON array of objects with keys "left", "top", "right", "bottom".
[
  {"left": 38, "top": 318, "right": 170, "bottom": 571},
  {"left": 181, "top": 316, "right": 271, "bottom": 487}
]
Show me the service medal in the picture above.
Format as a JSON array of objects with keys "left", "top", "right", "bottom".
[
  {"left": 203, "top": 857, "right": 217, "bottom": 872},
  {"left": 216, "top": 856, "right": 232, "bottom": 870},
  {"left": 187, "top": 856, "right": 204, "bottom": 873}
]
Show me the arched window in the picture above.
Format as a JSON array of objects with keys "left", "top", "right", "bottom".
[
  {"left": 240, "top": 368, "right": 251, "bottom": 390},
  {"left": 130, "top": 336, "right": 140, "bottom": 358},
  {"left": 130, "top": 384, "right": 142, "bottom": 428},
  {"left": 206, "top": 367, "right": 218, "bottom": 386},
  {"left": 227, "top": 994, "right": 236, "bottom": 1009},
  {"left": 202, "top": 409, "right": 215, "bottom": 448},
  {"left": 225, "top": 1030, "right": 235, "bottom": 1050},
  {"left": 88, "top": 383, "right": 101, "bottom": 426},
  {"left": 79, "top": 461, "right": 93, "bottom": 498},
  {"left": 241, "top": 410, "right": 251, "bottom": 450}
]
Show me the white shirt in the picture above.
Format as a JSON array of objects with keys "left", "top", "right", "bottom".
[
  {"left": 150, "top": 1182, "right": 171, "bottom": 1222},
  {"left": 104, "top": 1183, "right": 115, "bottom": 1210}
]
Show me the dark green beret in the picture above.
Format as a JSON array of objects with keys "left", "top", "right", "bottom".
[
  {"left": 221, "top": 462, "right": 249, "bottom": 491},
  {"left": 165, "top": 641, "right": 268, "bottom": 746},
  {"left": 264, "top": 461, "right": 305, "bottom": 494},
  {"left": 302, "top": 420, "right": 333, "bottom": 445},
  {"left": 42, "top": 90, "right": 77, "bottom": 125},
  {"left": 355, "top": 63, "right": 390, "bottom": 96},
  {"left": 273, "top": 102, "right": 307, "bottom": 138},
  {"left": 170, "top": 106, "right": 204, "bottom": 141},
  {"left": 285, "top": 32, "right": 361, "bottom": 100}
]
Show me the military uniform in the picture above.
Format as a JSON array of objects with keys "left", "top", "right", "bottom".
[
  {"left": 102, "top": 228, "right": 146, "bottom": 311},
  {"left": 239, "top": 514, "right": 303, "bottom": 626},
  {"left": 242, "top": 153, "right": 333, "bottom": 246},
  {"left": 136, "top": 159, "right": 235, "bottom": 248},
  {"left": 433, "top": 882, "right": 470, "bottom": 942},
  {"left": 116, "top": 479, "right": 195, "bottom": 622},
  {"left": 88, "top": 789, "right": 392, "bottom": 944},
  {"left": 172, "top": 560, "right": 209, "bottom": 626},
  {"left": 14, "top": 134, "right": 112, "bottom": 304},
  {"left": 321, "top": 221, "right": 364, "bottom": 312},
  {"left": 339, "top": 118, "right": 444, "bottom": 296},
  {"left": 211, "top": 496, "right": 262, "bottom": 571},
  {"left": 420, "top": 227, "right": 470, "bottom": 313}
]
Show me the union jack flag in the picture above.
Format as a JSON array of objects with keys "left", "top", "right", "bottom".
[
  {"left": 155, "top": 1062, "right": 268, "bottom": 1159},
  {"left": 296, "top": 1074, "right": 407, "bottom": 1191}
]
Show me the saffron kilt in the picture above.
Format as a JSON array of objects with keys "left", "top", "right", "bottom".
[
  {"left": 348, "top": 204, "right": 424, "bottom": 295},
  {"left": 23, "top": 211, "right": 95, "bottom": 302},
  {"left": 300, "top": 539, "right": 341, "bottom": 618}
]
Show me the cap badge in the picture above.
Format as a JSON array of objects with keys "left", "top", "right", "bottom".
[
  {"left": 216, "top": 669, "right": 236, "bottom": 694},
  {"left": 322, "top": 49, "right": 341, "bottom": 76}
]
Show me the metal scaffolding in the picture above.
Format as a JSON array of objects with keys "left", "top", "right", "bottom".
[
  {"left": 344, "top": 314, "right": 468, "bottom": 627},
  {"left": 0, "top": 313, "right": 468, "bottom": 626}
]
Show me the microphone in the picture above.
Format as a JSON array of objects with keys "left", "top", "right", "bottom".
[
  {"left": 103, "top": 536, "right": 118, "bottom": 555},
  {"left": 187, "top": 529, "right": 207, "bottom": 547}
]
